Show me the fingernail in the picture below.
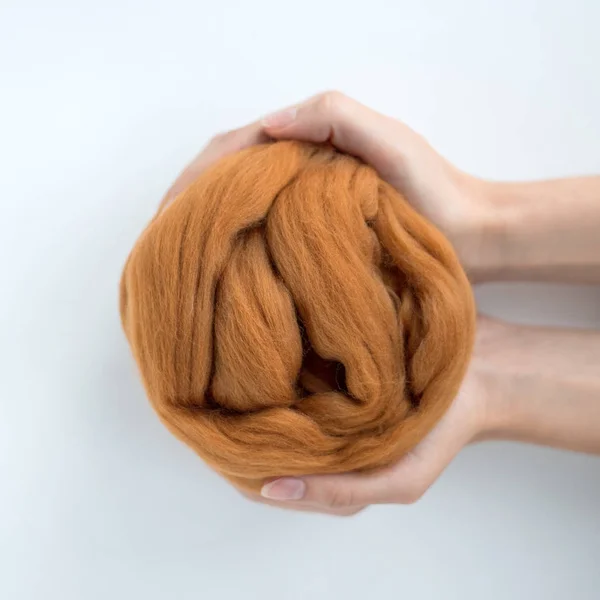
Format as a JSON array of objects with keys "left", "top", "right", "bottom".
[
  {"left": 262, "top": 107, "right": 297, "bottom": 129},
  {"left": 261, "top": 478, "right": 306, "bottom": 500}
]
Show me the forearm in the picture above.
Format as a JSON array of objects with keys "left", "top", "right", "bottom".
[
  {"left": 477, "top": 319, "right": 600, "bottom": 454},
  {"left": 470, "top": 177, "right": 600, "bottom": 284}
]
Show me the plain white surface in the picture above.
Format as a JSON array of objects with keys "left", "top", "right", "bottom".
[{"left": 2, "top": 1, "right": 600, "bottom": 598}]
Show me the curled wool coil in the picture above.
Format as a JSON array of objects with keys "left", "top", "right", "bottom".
[{"left": 120, "top": 141, "right": 476, "bottom": 491}]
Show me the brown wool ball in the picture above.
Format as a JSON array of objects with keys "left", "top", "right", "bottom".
[{"left": 120, "top": 141, "right": 476, "bottom": 491}]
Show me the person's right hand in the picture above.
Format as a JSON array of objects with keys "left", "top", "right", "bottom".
[
  {"left": 249, "top": 316, "right": 502, "bottom": 515},
  {"left": 262, "top": 91, "right": 494, "bottom": 281}
]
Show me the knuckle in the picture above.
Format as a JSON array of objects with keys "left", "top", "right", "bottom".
[
  {"left": 321, "top": 484, "right": 355, "bottom": 509},
  {"left": 317, "top": 90, "right": 347, "bottom": 114},
  {"left": 395, "top": 485, "right": 425, "bottom": 505}
]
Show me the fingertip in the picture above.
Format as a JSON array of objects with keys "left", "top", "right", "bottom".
[{"left": 261, "top": 477, "right": 306, "bottom": 501}]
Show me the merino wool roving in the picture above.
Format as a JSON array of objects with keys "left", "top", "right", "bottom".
[{"left": 120, "top": 141, "right": 476, "bottom": 491}]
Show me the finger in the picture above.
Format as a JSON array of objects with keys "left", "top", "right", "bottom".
[
  {"left": 262, "top": 91, "right": 410, "bottom": 182},
  {"left": 260, "top": 390, "right": 476, "bottom": 509},
  {"left": 168, "top": 121, "right": 269, "bottom": 197},
  {"left": 239, "top": 487, "right": 366, "bottom": 516},
  {"left": 209, "top": 120, "right": 271, "bottom": 157},
  {"left": 261, "top": 467, "right": 400, "bottom": 508},
  {"left": 161, "top": 121, "right": 270, "bottom": 209},
  {"left": 260, "top": 448, "right": 447, "bottom": 510}
]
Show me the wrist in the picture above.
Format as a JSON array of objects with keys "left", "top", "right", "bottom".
[
  {"left": 466, "top": 318, "right": 522, "bottom": 442},
  {"left": 471, "top": 318, "right": 600, "bottom": 454},
  {"left": 447, "top": 176, "right": 507, "bottom": 284}
]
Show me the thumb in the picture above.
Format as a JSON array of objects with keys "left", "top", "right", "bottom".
[
  {"left": 260, "top": 451, "right": 452, "bottom": 509},
  {"left": 262, "top": 91, "right": 411, "bottom": 184},
  {"left": 260, "top": 452, "right": 437, "bottom": 509},
  {"left": 261, "top": 402, "right": 473, "bottom": 508}
]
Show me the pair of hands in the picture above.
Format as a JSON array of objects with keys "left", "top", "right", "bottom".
[{"left": 166, "top": 92, "right": 500, "bottom": 515}]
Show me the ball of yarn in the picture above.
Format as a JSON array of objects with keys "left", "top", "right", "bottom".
[{"left": 120, "top": 141, "right": 476, "bottom": 491}]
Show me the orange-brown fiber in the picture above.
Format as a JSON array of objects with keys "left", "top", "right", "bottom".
[{"left": 120, "top": 141, "right": 476, "bottom": 491}]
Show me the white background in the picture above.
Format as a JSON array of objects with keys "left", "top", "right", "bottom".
[{"left": 1, "top": 1, "right": 600, "bottom": 598}]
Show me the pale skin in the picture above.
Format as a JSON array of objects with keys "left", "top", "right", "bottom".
[{"left": 165, "top": 92, "right": 600, "bottom": 516}]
